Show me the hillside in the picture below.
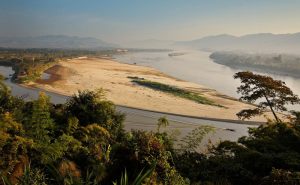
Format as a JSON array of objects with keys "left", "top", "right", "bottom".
[
  {"left": 210, "top": 51, "right": 300, "bottom": 78},
  {"left": 176, "top": 32, "right": 300, "bottom": 53}
]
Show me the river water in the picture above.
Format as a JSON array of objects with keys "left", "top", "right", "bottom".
[
  {"left": 113, "top": 50, "right": 300, "bottom": 110},
  {"left": 0, "top": 66, "right": 66, "bottom": 103}
]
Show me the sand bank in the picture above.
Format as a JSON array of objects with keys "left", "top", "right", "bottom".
[{"left": 29, "top": 57, "right": 273, "bottom": 122}]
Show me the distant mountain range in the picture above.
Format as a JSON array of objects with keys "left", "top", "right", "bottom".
[
  {"left": 0, "top": 35, "right": 118, "bottom": 49},
  {"left": 175, "top": 33, "right": 300, "bottom": 54},
  {"left": 2, "top": 33, "right": 300, "bottom": 53}
]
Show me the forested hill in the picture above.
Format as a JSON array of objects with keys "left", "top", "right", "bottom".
[{"left": 210, "top": 51, "right": 300, "bottom": 78}]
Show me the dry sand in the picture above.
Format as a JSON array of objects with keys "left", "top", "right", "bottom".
[{"left": 29, "top": 57, "right": 274, "bottom": 122}]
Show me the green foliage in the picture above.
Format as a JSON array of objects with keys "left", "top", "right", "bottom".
[
  {"left": 157, "top": 116, "right": 169, "bottom": 133},
  {"left": 234, "top": 71, "right": 300, "bottom": 121},
  {"left": 109, "top": 130, "right": 187, "bottom": 185},
  {"left": 113, "top": 162, "right": 156, "bottom": 185},
  {"left": 0, "top": 86, "right": 187, "bottom": 184},
  {"left": 66, "top": 89, "right": 125, "bottom": 138},
  {"left": 16, "top": 165, "right": 48, "bottom": 185},
  {"left": 0, "top": 76, "right": 24, "bottom": 116},
  {"left": 174, "top": 121, "right": 300, "bottom": 185},
  {"left": 0, "top": 112, "right": 33, "bottom": 181},
  {"left": 22, "top": 92, "right": 66, "bottom": 165},
  {"left": 131, "top": 78, "right": 222, "bottom": 107},
  {"left": 25, "top": 92, "right": 55, "bottom": 141}
]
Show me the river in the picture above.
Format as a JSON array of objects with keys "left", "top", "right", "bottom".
[{"left": 114, "top": 50, "right": 300, "bottom": 110}]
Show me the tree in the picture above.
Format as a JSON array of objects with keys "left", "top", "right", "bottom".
[
  {"left": 0, "top": 75, "right": 24, "bottom": 115},
  {"left": 25, "top": 92, "right": 54, "bottom": 141},
  {"left": 66, "top": 89, "right": 125, "bottom": 138},
  {"left": 234, "top": 71, "right": 300, "bottom": 122},
  {"left": 157, "top": 116, "right": 169, "bottom": 133},
  {"left": 24, "top": 92, "right": 67, "bottom": 164},
  {"left": 0, "top": 113, "right": 33, "bottom": 184}
]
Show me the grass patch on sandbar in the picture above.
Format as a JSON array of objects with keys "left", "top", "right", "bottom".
[{"left": 129, "top": 76, "right": 224, "bottom": 107}]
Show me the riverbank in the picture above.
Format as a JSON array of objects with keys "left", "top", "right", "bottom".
[
  {"left": 210, "top": 51, "right": 300, "bottom": 78},
  {"left": 26, "top": 57, "right": 273, "bottom": 122}
]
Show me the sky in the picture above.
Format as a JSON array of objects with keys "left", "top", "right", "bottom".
[{"left": 1, "top": 0, "right": 300, "bottom": 44}]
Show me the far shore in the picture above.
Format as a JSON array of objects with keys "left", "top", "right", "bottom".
[{"left": 25, "top": 57, "right": 275, "bottom": 122}]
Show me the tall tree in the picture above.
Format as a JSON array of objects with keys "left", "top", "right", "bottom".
[
  {"left": 66, "top": 90, "right": 125, "bottom": 138},
  {"left": 234, "top": 71, "right": 300, "bottom": 121},
  {"left": 25, "top": 92, "right": 54, "bottom": 141}
]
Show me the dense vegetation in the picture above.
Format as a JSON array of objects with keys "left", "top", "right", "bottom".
[
  {"left": 1, "top": 72, "right": 300, "bottom": 184},
  {"left": 0, "top": 77, "right": 190, "bottom": 185},
  {"left": 210, "top": 51, "right": 300, "bottom": 78},
  {"left": 129, "top": 77, "right": 221, "bottom": 107}
]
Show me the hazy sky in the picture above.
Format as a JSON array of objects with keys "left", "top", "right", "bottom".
[{"left": 1, "top": 0, "right": 300, "bottom": 44}]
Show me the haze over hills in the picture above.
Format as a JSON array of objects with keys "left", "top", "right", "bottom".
[
  {"left": 0, "top": 35, "right": 118, "bottom": 49},
  {"left": 1, "top": 33, "right": 300, "bottom": 53},
  {"left": 175, "top": 32, "right": 300, "bottom": 54},
  {"left": 124, "top": 39, "right": 175, "bottom": 49}
]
